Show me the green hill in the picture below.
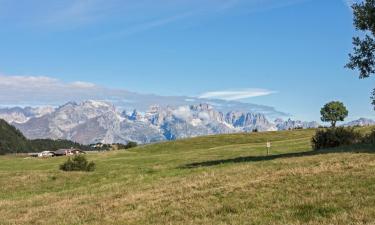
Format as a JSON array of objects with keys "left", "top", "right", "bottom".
[
  {"left": 0, "top": 119, "right": 91, "bottom": 155},
  {"left": 0, "top": 127, "right": 374, "bottom": 224},
  {"left": 0, "top": 119, "right": 33, "bottom": 154}
]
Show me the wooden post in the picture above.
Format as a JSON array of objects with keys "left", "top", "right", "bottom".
[{"left": 266, "top": 141, "right": 271, "bottom": 156}]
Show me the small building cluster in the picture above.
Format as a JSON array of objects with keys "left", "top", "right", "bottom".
[{"left": 28, "top": 148, "right": 85, "bottom": 158}]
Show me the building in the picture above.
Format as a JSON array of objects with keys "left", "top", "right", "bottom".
[
  {"left": 28, "top": 151, "right": 55, "bottom": 158},
  {"left": 54, "top": 148, "right": 85, "bottom": 157},
  {"left": 38, "top": 151, "right": 55, "bottom": 158}
]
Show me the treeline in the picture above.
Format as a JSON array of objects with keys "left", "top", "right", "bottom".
[
  {"left": 0, "top": 119, "right": 32, "bottom": 154},
  {"left": 0, "top": 119, "right": 91, "bottom": 154},
  {"left": 30, "top": 139, "right": 92, "bottom": 152},
  {"left": 0, "top": 119, "right": 137, "bottom": 155},
  {"left": 88, "top": 142, "right": 138, "bottom": 151}
]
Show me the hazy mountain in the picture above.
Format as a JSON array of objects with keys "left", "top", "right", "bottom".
[
  {"left": 115, "top": 94, "right": 290, "bottom": 120},
  {"left": 3, "top": 101, "right": 279, "bottom": 144},
  {"left": 0, "top": 106, "right": 53, "bottom": 123},
  {"left": 344, "top": 118, "right": 375, "bottom": 127},
  {"left": 274, "top": 118, "right": 320, "bottom": 130},
  {"left": 0, "top": 100, "right": 349, "bottom": 145}
]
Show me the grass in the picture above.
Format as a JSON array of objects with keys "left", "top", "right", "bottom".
[{"left": 0, "top": 127, "right": 374, "bottom": 225}]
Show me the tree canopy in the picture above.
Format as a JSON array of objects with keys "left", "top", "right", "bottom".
[
  {"left": 320, "top": 101, "right": 349, "bottom": 127},
  {"left": 346, "top": 0, "right": 375, "bottom": 108}
]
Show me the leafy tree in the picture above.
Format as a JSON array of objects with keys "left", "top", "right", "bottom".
[
  {"left": 346, "top": 0, "right": 375, "bottom": 108},
  {"left": 320, "top": 101, "right": 349, "bottom": 127}
]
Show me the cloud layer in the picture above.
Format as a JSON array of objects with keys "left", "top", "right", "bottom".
[
  {"left": 0, "top": 75, "right": 275, "bottom": 105},
  {"left": 199, "top": 89, "right": 276, "bottom": 101},
  {"left": 0, "top": 75, "right": 125, "bottom": 106},
  {"left": 0, "top": 74, "right": 288, "bottom": 118}
]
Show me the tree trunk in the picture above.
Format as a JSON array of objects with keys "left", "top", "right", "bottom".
[{"left": 331, "top": 121, "right": 336, "bottom": 128}]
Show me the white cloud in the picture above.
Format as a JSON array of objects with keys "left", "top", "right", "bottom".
[
  {"left": 70, "top": 81, "right": 96, "bottom": 88},
  {"left": 199, "top": 89, "right": 276, "bottom": 101},
  {"left": 0, "top": 75, "right": 59, "bottom": 87},
  {"left": 0, "top": 74, "right": 288, "bottom": 118},
  {"left": 173, "top": 106, "right": 193, "bottom": 120},
  {"left": 0, "top": 74, "right": 116, "bottom": 106}
]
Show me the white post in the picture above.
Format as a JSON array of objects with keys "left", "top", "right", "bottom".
[{"left": 266, "top": 141, "right": 271, "bottom": 156}]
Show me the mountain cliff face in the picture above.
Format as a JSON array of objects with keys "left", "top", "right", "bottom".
[{"left": 1, "top": 100, "right": 319, "bottom": 144}]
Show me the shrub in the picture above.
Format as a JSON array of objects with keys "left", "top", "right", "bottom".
[
  {"left": 59, "top": 155, "right": 95, "bottom": 172},
  {"left": 312, "top": 127, "right": 363, "bottom": 150},
  {"left": 125, "top": 141, "right": 138, "bottom": 149},
  {"left": 363, "top": 129, "right": 375, "bottom": 144}
]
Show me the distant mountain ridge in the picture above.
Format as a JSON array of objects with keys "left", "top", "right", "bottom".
[
  {"left": 343, "top": 118, "right": 375, "bottom": 127},
  {"left": 0, "top": 100, "right": 322, "bottom": 145}
]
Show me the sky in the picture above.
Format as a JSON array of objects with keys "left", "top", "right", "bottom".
[{"left": 0, "top": 0, "right": 374, "bottom": 121}]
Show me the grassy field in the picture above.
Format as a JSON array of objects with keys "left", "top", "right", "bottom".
[{"left": 0, "top": 128, "right": 375, "bottom": 225}]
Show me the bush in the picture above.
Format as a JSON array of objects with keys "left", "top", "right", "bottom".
[
  {"left": 312, "top": 127, "right": 363, "bottom": 150},
  {"left": 125, "top": 141, "right": 138, "bottom": 149},
  {"left": 59, "top": 155, "right": 95, "bottom": 172},
  {"left": 363, "top": 129, "right": 375, "bottom": 144}
]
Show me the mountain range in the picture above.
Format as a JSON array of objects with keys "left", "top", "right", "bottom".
[
  {"left": 343, "top": 118, "right": 375, "bottom": 127},
  {"left": 0, "top": 100, "right": 322, "bottom": 145}
]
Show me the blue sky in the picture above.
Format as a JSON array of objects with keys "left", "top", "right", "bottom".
[{"left": 0, "top": 0, "right": 374, "bottom": 121}]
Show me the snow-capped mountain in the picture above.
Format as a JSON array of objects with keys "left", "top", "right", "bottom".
[
  {"left": 343, "top": 118, "right": 375, "bottom": 127},
  {"left": 274, "top": 118, "right": 320, "bottom": 130},
  {"left": 0, "top": 100, "right": 320, "bottom": 145},
  {"left": 0, "top": 106, "right": 54, "bottom": 123}
]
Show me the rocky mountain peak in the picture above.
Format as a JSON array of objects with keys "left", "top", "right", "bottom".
[
  {"left": 0, "top": 101, "right": 353, "bottom": 145},
  {"left": 190, "top": 103, "right": 213, "bottom": 111},
  {"left": 128, "top": 110, "right": 143, "bottom": 121}
]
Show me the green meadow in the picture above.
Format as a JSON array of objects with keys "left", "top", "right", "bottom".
[{"left": 1, "top": 127, "right": 375, "bottom": 225}]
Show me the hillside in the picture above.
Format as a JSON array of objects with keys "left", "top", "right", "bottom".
[
  {"left": 0, "top": 119, "right": 91, "bottom": 155},
  {"left": 0, "top": 127, "right": 374, "bottom": 224},
  {"left": 0, "top": 119, "right": 32, "bottom": 154}
]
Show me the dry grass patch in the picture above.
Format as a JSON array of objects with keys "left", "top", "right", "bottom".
[{"left": 0, "top": 128, "right": 374, "bottom": 225}]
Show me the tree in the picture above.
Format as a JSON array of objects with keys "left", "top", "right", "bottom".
[
  {"left": 320, "top": 101, "right": 349, "bottom": 127},
  {"left": 346, "top": 0, "right": 375, "bottom": 108}
]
